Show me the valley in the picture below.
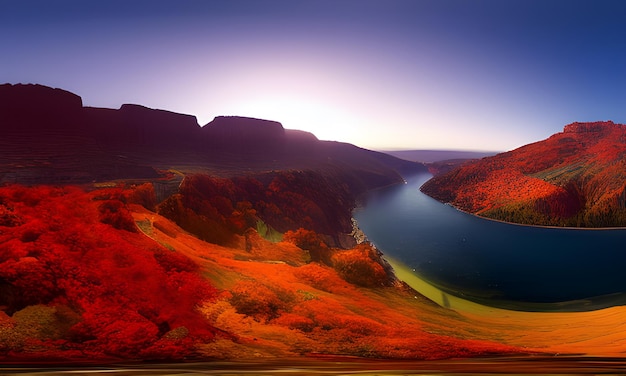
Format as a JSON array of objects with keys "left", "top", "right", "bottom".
[{"left": 1, "top": 84, "right": 626, "bottom": 365}]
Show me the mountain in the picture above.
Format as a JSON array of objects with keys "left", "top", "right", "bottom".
[
  {"left": 382, "top": 149, "right": 499, "bottom": 164},
  {"left": 421, "top": 121, "right": 626, "bottom": 227},
  {"left": 0, "top": 83, "right": 425, "bottom": 188},
  {"left": 382, "top": 149, "right": 500, "bottom": 176}
]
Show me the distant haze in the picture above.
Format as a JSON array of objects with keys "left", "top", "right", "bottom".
[
  {"left": 2, "top": 1, "right": 625, "bottom": 151},
  {"left": 382, "top": 150, "right": 499, "bottom": 164}
]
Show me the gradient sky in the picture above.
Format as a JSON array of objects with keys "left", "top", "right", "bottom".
[{"left": 2, "top": 0, "right": 625, "bottom": 151}]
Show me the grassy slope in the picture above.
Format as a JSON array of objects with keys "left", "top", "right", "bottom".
[{"left": 132, "top": 205, "right": 626, "bottom": 359}]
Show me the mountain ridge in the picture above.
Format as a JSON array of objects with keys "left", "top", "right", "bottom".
[{"left": 0, "top": 83, "right": 425, "bottom": 188}]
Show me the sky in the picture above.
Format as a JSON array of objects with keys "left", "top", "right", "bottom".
[{"left": 1, "top": 0, "right": 625, "bottom": 151}]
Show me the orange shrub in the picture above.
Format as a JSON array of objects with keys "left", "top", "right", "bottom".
[
  {"left": 293, "top": 263, "right": 345, "bottom": 293},
  {"left": 283, "top": 228, "right": 332, "bottom": 265},
  {"left": 271, "top": 313, "right": 315, "bottom": 332},
  {"left": 331, "top": 245, "right": 389, "bottom": 287},
  {"left": 229, "top": 280, "right": 294, "bottom": 321}
]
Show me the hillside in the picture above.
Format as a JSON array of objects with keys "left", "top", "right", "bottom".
[
  {"left": 3, "top": 177, "right": 626, "bottom": 363},
  {"left": 421, "top": 121, "right": 626, "bottom": 227},
  {"left": 0, "top": 179, "right": 530, "bottom": 362}
]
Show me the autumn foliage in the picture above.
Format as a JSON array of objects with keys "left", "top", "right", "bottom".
[
  {"left": 422, "top": 121, "right": 626, "bottom": 227},
  {"left": 331, "top": 245, "right": 390, "bottom": 288},
  {"left": 157, "top": 171, "right": 356, "bottom": 247},
  {"left": 0, "top": 184, "right": 218, "bottom": 361},
  {"left": 0, "top": 173, "right": 535, "bottom": 362}
]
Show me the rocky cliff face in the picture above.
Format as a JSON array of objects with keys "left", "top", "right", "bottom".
[
  {"left": 204, "top": 116, "right": 285, "bottom": 140},
  {"left": 563, "top": 121, "right": 622, "bottom": 134},
  {"left": 421, "top": 121, "right": 626, "bottom": 227},
  {"left": 0, "top": 84, "right": 83, "bottom": 129},
  {"left": 84, "top": 104, "right": 202, "bottom": 150}
]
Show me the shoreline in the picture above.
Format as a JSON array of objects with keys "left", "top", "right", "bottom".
[
  {"left": 418, "top": 182, "right": 626, "bottom": 231},
  {"left": 350, "top": 206, "right": 626, "bottom": 314},
  {"left": 382, "top": 252, "right": 626, "bottom": 314}
]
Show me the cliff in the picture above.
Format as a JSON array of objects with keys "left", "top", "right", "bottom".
[
  {"left": 0, "top": 83, "right": 83, "bottom": 128},
  {"left": 0, "top": 83, "right": 424, "bottom": 188}
]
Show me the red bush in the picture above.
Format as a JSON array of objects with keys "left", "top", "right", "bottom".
[
  {"left": 284, "top": 228, "right": 332, "bottom": 265},
  {"left": 126, "top": 183, "right": 157, "bottom": 210},
  {"left": 98, "top": 200, "right": 137, "bottom": 232},
  {"left": 331, "top": 245, "right": 389, "bottom": 287},
  {"left": 0, "top": 185, "right": 219, "bottom": 359}
]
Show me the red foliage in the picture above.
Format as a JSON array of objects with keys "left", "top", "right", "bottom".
[
  {"left": 331, "top": 245, "right": 389, "bottom": 287},
  {"left": 125, "top": 183, "right": 157, "bottom": 210},
  {"left": 283, "top": 228, "right": 332, "bottom": 265},
  {"left": 0, "top": 185, "right": 219, "bottom": 359},
  {"left": 98, "top": 199, "right": 137, "bottom": 232},
  {"left": 157, "top": 172, "right": 355, "bottom": 247},
  {"left": 422, "top": 121, "right": 626, "bottom": 227}
]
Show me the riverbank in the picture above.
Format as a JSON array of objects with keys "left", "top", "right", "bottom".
[
  {"left": 417, "top": 173, "right": 626, "bottom": 231},
  {"left": 385, "top": 256, "right": 626, "bottom": 313},
  {"left": 465, "top": 203, "right": 626, "bottom": 231},
  {"left": 379, "top": 257, "right": 626, "bottom": 357},
  {"left": 350, "top": 197, "right": 624, "bottom": 313},
  {"left": 354, "top": 172, "right": 626, "bottom": 306}
]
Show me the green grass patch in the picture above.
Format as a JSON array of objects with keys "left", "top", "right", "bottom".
[
  {"left": 135, "top": 219, "right": 153, "bottom": 235},
  {"left": 530, "top": 161, "right": 589, "bottom": 185},
  {"left": 256, "top": 220, "right": 283, "bottom": 242}
]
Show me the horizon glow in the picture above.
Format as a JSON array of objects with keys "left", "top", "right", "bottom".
[{"left": 1, "top": 0, "right": 625, "bottom": 151}]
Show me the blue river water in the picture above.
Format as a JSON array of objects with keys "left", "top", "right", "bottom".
[{"left": 353, "top": 173, "right": 626, "bottom": 308}]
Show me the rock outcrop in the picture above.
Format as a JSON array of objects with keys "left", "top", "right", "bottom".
[
  {"left": 0, "top": 83, "right": 83, "bottom": 129},
  {"left": 563, "top": 121, "right": 621, "bottom": 134}
]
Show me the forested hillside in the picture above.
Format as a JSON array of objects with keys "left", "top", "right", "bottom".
[{"left": 421, "top": 121, "right": 626, "bottom": 227}]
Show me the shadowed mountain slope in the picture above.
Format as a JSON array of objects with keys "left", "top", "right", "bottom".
[
  {"left": 421, "top": 121, "right": 626, "bottom": 227},
  {"left": 0, "top": 83, "right": 424, "bottom": 189}
]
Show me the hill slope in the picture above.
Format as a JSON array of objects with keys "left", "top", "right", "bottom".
[{"left": 421, "top": 121, "right": 626, "bottom": 227}]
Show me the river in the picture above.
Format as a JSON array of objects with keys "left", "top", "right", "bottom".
[{"left": 353, "top": 173, "right": 626, "bottom": 311}]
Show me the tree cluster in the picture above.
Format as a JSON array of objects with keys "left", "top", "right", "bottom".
[{"left": 0, "top": 185, "right": 218, "bottom": 360}]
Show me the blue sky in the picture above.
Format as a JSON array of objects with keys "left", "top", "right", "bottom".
[{"left": 2, "top": 0, "right": 625, "bottom": 150}]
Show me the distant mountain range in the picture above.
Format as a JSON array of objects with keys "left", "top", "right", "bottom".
[
  {"left": 421, "top": 121, "right": 626, "bottom": 227},
  {"left": 0, "top": 83, "right": 424, "bottom": 191},
  {"left": 382, "top": 149, "right": 499, "bottom": 164}
]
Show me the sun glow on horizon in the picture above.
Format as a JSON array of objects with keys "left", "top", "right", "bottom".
[
  {"left": 4, "top": 1, "right": 624, "bottom": 151},
  {"left": 218, "top": 95, "right": 363, "bottom": 144}
]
